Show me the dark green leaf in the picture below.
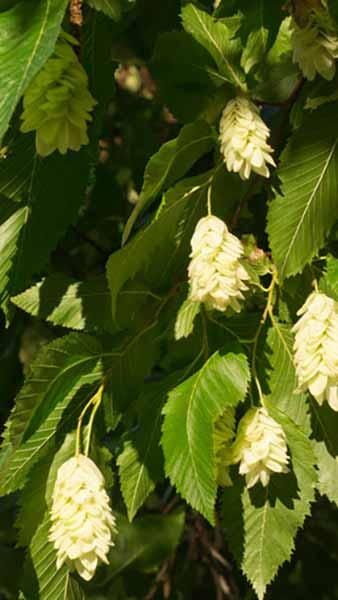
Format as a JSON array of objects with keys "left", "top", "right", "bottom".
[
  {"left": 0, "top": 197, "right": 27, "bottom": 305},
  {"left": 106, "top": 511, "right": 185, "bottom": 577},
  {"left": 151, "top": 31, "right": 220, "bottom": 122},
  {"left": 123, "top": 120, "right": 214, "bottom": 243},
  {"left": 181, "top": 4, "right": 245, "bottom": 88}
]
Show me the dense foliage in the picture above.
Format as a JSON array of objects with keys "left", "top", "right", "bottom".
[{"left": 0, "top": 0, "right": 338, "bottom": 598}]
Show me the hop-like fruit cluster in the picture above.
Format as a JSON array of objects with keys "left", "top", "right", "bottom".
[
  {"left": 49, "top": 455, "right": 117, "bottom": 581},
  {"left": 219, "top": 96, "right": 275, "bottom": 180},
  {"left": 213, "top": 408, "right": 236, "bottom": 487},
  {"left": 291, "top": 19, "right": 338, "bottom": 80},
  {"left": 188, "top": 215, "right": 249, "bottom": 313},
  {"left": 293, "top": 291, "right": 338, "bottom": 410},
  {"left": 20, "top": 34, "right": 96, "bottom": 157},
  {"left": 232, "top": 407, "right": 289, "bottom": 488}
]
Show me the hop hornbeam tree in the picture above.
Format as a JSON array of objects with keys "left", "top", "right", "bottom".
[{"left": 0, "top": 0, "right": 338, "bottom": 599}]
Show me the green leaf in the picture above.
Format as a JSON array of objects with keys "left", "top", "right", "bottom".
[
  {"left": 123, "top": 120, "right": 214, "bottom": 243},
  {"left": 87, "top": 0, "right": 123, "bottom": 20},
  {"left": 264, "top": 323, "right": 311, "bottom": 433},
  {"left": 174, "top": 297, "right": 201, "bottom": 340},
  {"left": 0, "top": 367, "right": 102, "bottom": 497},
  {"left": 107, "top": 171, "right": 212, "bottom": 324},
  {"left": 11, "top": 273, "right": 114, "bottom": 333},
  {"left": 162, "top": 344, "right": 250, "bottom": 523},
  {"left": 320, "top": 254, "right": 338, "bottom": 301},
  {"left": 0, "top": 133, "right": 35, "bottom": 202},
  {"left": 329, "top": 0, "right": 338, "bottom": 25},
  {"left": 0, "top": 0, "right": 68, "bottom": 141},
  {"left": 117, "top": 370, "right": 190, "bottom": 521},
  {"left": 10, "top": 150, "right": 90, "bottom": 295},
  {"left": 311, "top": 401, "right": 338, "bottom": 506},
  {"left": 15, "top": 455, "right": 51, "bottom": 547},
  {"left": 237, "top": 0, "right": 284, "bottom": 73},
  {"left": 151, "top": 31, "right": 221, "bottom": 123},
  {"left": 181, "top": 4, "right": 245, "bottom": 89},
  {"left": 9, "top": 333, "right": 104, "bottom": 448},
  {"left": 252, "top": 16, "right": 298, "bottom": 104},
  {"left": 223, "top": 405, "right": 317, "bottom": 599},
  {"left": 0, "top": 198, "right": 27, "bottom": 305},
  {"left": 106, "top": 511, "right": 185, "bottom": 578},
  {"left": 267, "top": 105, "right": 338, "bottom": 279}
]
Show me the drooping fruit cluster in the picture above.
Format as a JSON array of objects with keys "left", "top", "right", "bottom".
[
  {"left": 293, "top": 291, "right": 338, "bottom": 410},
  {"left": 21, "top": 33, "right": 96, "bottom": 157},
  {"left": 231, "top": 407, "right": 289, "bottom": 489},
  {"left": 219, "top": 96, "right": 275, "bottom": 180},
  {"left": 291, "top": 18, "right": 338, "bottom": 80},
  {"left": 188, "top": 215, "right": 249, "bottom": 313},
  {"left": 49, "top": 454, "right": 117, "bottom": 581}
]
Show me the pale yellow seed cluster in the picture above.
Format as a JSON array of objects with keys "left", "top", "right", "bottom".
[
  {"left": 232, "top": 407, "right": 289, "bottom": 488},
  {"left": 49, "top": 455, "right": 116, "bottom": 581},
  {"left": 188, "top": 215, "right": 249, "bottom": 313},
  {"left": 219, "top": 96, "right": 275, "bottom": 180},
  {"left": 291, "top": 19, "right": 338, "bottom": 80},
  {"left": 21, "top": 34, "right": 96, "bottom": 157},
  {"left": 293, "top": 291, "right": 338, "bottom": 410}
]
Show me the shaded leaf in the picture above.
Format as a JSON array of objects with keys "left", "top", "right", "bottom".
[
  {"left": 151, "top": 31, "right": 220, "bottom": 122},
  {"left": 123, "top": 120, "right": 214, "bottom": 243},
  {"left": 106, "top": 511, "right": 185, "bottom": 578},
  {"left": 107, "top": 171, "right": 212, "bottom": 324},
  {"left": 181, "top": 4, "right": 245, "bottom": 88},
  {"left": 11, "top": 273, "right": 114, "bottom": 333},
  {"left": 118, "top": 369, "right": 193, "bottom": 521},
  {"left": 311, "top": 400, "right": 338, "bottom": 506},
  {"left": 320, "top": 254, "right": 338, "bottom": 301},
  {"left": 0, "top": 198, "right": 27, "bottom": 305}
]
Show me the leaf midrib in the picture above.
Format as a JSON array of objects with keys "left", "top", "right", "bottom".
[{"left": 280, "top": 138, "right": 338, "bottom": 277}]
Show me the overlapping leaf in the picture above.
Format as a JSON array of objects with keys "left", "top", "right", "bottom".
[
  {"left": 0, "top": 198, "right": 27, "bottom": 305},
  {"left": 9, "top": 334, "right": 103, "bottom": 447},
  {"left": 181, "top": 4, "right": 245, "bottom": 88},
  {"left": 11, "top": 273, "right": 114, "bottom": 333},
  {"left": 162, "top": 344, "right": 250, "bottom": 524},
  {"left": 310, "top": 401, "right": 338, "bottom": 506},
  {"left": 223, "top": 405, "right": 316, "bottom": 599},
  {"left": 123, "top": 120, "right": 214, "bottom": 243},
  {"left": 107, "top": 171, "right": 212, "bottom": 323},
  {"left": 118, "top": 369, "right": 194, "bottom": 521},
  {"left": 268, "top": 105, "right": 338, "bottom": 279},
  {"left": 0, "top": 0, "right": 68, "bottom": 141},
  {"left": 264, "top": 323, "right": 310, "bottom": 433}
]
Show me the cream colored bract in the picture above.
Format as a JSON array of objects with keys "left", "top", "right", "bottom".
[
  {"left": 49, "top": 454, "right": 117, "bottom": 581},
  {"left": 291, "top": 19, "right": 338, "bottom": 81},
  {"left": 219, "top": 96, "right": 275, "bottom": 180},
  {"left": 188, "top": 215, "right": 249, "bottom": 313},
  {"left": 232, "top": 407, "right": 289, "bottom": 489},
  {"left": 293, "top": 291, "right": 338, "bottom": 410}
]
